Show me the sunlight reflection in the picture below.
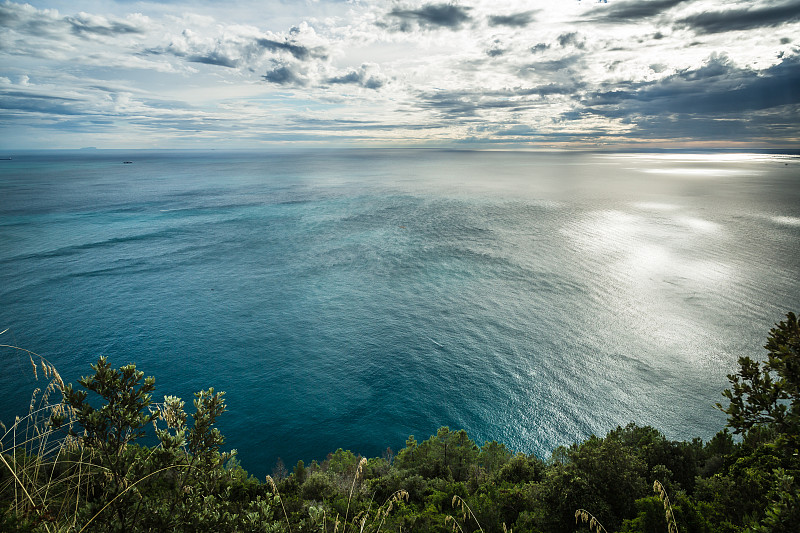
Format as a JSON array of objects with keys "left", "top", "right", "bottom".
[
  {"left": 610, "top": 153, "right": 778, "bottom": 163},
  {"left": 627, "top": 244, "right": 670, "bottom": 276},
  {"left": 676, "top": 216, "right": 719, "bottom": 233},
  {"left": 559, "top": 203, "right": 738, "bottom": 371},
  {"left": 771, "top": 215, "right": 800, "bottom": 226},
  {"left": 640, "top": 167, "right": 755, "bottom": 177},
  {"left": 562, "top": 207, "right": 732, "bottom": 298},
  {"left": 631, "top": 202, "right": 680, "bottom": 211}
]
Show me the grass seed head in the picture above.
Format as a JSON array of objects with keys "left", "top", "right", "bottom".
[
  {"left": 29, "top": 388, "right": 41, "bottom": 413},
  {"left": 356, "top": 456, "right": 367, "bottom": 477}
]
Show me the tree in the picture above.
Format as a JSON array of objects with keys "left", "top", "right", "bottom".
[
  {"left": 717, "top": 312, "right": 800, "bottom": 449},
  {"left": 479, "top": 440, "right": 512, "bottom": 475},
  {"left": 294, "top": 459, "right": 306, "bottom": 484},
  {"left": 60, "top": 356, "right": 158, "bottom": 531},
  {"left": 61, "top": 356, "right": 157, "bottom": 461},
  {"left": 540, "top": 434, "right": 648, "bottom": 533},
  {"left": 54, "top": 357, "right": 248, "bottom": 532}
]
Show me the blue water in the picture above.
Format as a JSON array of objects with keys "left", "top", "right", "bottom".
[{"left": 1, "top": 149, "right": 799, "bottom": 477}]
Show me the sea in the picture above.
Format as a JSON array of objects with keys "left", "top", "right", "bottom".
[{"left": 1, "top": 149, "right": 798, "bottom": 478}]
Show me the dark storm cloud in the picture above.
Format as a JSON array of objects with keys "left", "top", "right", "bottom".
[
  {"left": 675, "top": 1, "right": 800, "bottom": 34},
  {"left": 487, "top": 11, "right": 536, "bottom": 28},
  {"left": 593, "top": 103, "right": 800, "bottom": 144},
  {"left": 383, "top": 3, "right": 473, "bottom": 31},
  {"left": 589, "top": 0, "right": 692, "bottom": 22},
  {"left": 582, "top": 53, "right": 800, "bottom": 120},
  {"left": 256, "top": 38, "right": 327, "bottom": 61}
]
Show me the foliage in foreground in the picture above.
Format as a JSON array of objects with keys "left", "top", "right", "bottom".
[{"left": 1, "top": 312, "right": 798, "bottom": 532}]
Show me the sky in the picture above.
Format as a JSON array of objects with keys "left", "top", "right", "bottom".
[{"left": 1, "top": 0, "right": 799, "bottom": 150}]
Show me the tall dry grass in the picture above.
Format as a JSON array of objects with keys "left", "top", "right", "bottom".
[
  {"left": 653, "top": 480, "right": 679, "bottom": 533},
  {"left": 0, "top": 338, "right": 86, "bottom": 532},
  {"left": 574, "top": 509, "right": 608, "bottom": 533},
  {"left": 1, "top": 338, "right": 198, "bottom": 532}
]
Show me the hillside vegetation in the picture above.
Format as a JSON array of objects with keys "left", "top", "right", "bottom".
[{"left": 1, "top": 312, "right": 798, "bottom": 532}]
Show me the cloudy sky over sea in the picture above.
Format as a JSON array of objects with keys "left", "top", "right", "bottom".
[{"left": 2, "top": 0, "right": 799, "bottom": 149}]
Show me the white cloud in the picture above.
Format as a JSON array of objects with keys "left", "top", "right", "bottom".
[{"left": 0, "top": 0, "right": 798, "bottom": 148}]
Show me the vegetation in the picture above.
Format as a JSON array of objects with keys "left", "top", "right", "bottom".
[{"left": 1, "top": 312, "right": 798, "bottom": 532}]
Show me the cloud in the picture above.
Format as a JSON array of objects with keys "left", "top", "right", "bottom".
[
  {"left": 580, "top": 52, "right": 800, "bottom": 142},
  {"left": 0, "top": 88, "right": 86, "bottom": 116},
  {"left": 145, "top": 23, "right": 329, "bottom": 74},
  {"left": 530, "top": 43, "right": 550, "bottom": 54},
  {"left": 414, "top": 82, "right": 586, "bottom": 120},
  {"left": 634, "top": 53, "right": 795, "bottom": 112},
  {"left": 526, "top": 54, "right": 585, "bottom": 74},
  {"left": 526, "top": 82, "right": 586, "bottom": 96},
  {"left": 186, "top": 50, "right": 239, "bottom": 68},
  {"left": 288, "top": 116, "right": 439, "bottom": 132},
  {"left": 489, "top": 123, "right": 614, "bottom": 140},
  {"left": 2, "top": 0, "right": 799, "bottom": 148},
  {"left": 589, "top": 0, "right": 692, "bottom": 22},
  {"left": 0, "top": 2, "right": 62, "bottom": 38},
  {"left": 484, "top": 39, "right": 506, "bottom": 57},
  {"left": 0, "top": 3, "right": 146, "bottom": 41},
  {"left": 0, "top": 77, "right": 157, "bottom": 123},
  {"left": 256, "top": 37, "right": 327, "bottom": 61},
  {"left": 263, "top": 62, "right": 309, "bottom": 86},
  {"left": 147, "top": 30, "right": 246, "bottom": 69},
  {"left": 414, "top": 89, "right": 513, "bottom": 118},
  {"left": 675, "top": 1, "right": 800, "bottom": 34},
  {"left": 66, "top": 13, "right": 144, "bottom": 37},
  {"left": 326, "top": 64, "right": 387, "bottom": 89},
  {"left": 0, "top": 2, "right": 173, "bottom": 74},
  {"left": 557, "top": 32, "right": 586, "bottom": 50},
  {"left": 383, "top": 2, "right": 473, "bottom": 31},
  {"left": 487, "top": 11, "right": 536, "bottom": 28}
]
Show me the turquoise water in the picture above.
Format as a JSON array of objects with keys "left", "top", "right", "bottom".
[{"left": 1, "top": 149, "right": 799, "bottom": 477}]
